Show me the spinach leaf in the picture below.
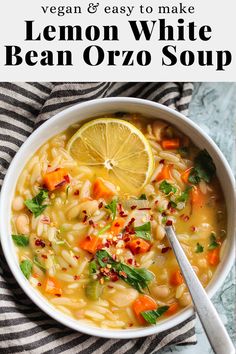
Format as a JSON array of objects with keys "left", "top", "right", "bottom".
[
  {"left": 177, "top": 186, "right": 192, "bottom": 203},
  {"left": 141, "top": 306, "right": 169, "bottom": 324},
  {"left": 177, "top": 147, "right": 189, "bottom": 158},
  {"left": 33, "top": 256, "right": 46, "bottom": 272},
  {"left": 25, "top": 190, "right": 48, "bottom": 217},
  {"left": 208, "top": 233, "right": 219, "bottom": 250},
  {"left": 20, "top": 259, "right": 33, "bottom": 279},
  {"left": 134, "top": 222, "right": 151, "bottom": 241},
  {"left": 159, "top": 180, "right": 177, "bottom": 195},
  {"left": 195, "top": 243, "right": 204, "bottom": 253},
  {"left": 138, "top": 194, "right": 147, "bottom": 200},
  {"left": 89, "top": 260, "right": 98, "bottom": 275},
  {"left": 189, "top": 149, "right": 216, "bottom": 184},
  {"left": 105, "top": 200, "right": 117, "bottom": 221},
  {"left": 94, "top": 250, "right": 154, "bottom": 292},
  {"left": 12, "top": 234, "right": 29, "bottom": 247}
]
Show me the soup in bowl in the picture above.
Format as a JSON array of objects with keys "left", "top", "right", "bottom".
[{"left": 1, "top": 98, "right": 235, "bottom": 338}]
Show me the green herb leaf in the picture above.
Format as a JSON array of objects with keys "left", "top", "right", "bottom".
[
  {"left": 105, "top": 200, "right": 117, "bottom": 221},
  {"left": 24, "top": 190, "right": 48, "bottom": 217},
  {"left": 97, "top": 223, "right": 112, "bottom": 236},
  {"left": 134, "top": 222, "right": 151, "bottom": 241},
  {"left": 189, "top": 149, "right": 216, "bottom": 185},
  {"left": 94, "top": 250, "right": 154, "bottom": 292},
  {"left": 177, "top": 186, "right": 193, "bottom": 203},
  {"left": 195, "top": 243, "right": 204, "bottom": 253},
  {"left": 138, "top": 194, "right": 147, "bottom": 200},
  {"left": 177, "top": 147, "right": 189, "bottom": 158},
  {"left": 64, "top": 185, "right": 70, "bottom": 204},
  {"left": 159, "top": 180, "right": 177, "bottom": 195},
  {"left": 141, "top": 306, "right": 169, "bottom": 324},
  {"left": 208, "top": 233, "right": 219, "bottom": 250},
  {"left": 96, "top": 250, "right": 114, "bottom": 267},
  {"left": 33, "top": 256, "right": 46, "bottom": 272},
  {"left": 12, "top": 234, "right": 29, "bottom": 247},
  {"left": 89, "top": 260, "right": 98, "bottom": 275},
  {"left": 20, "top": 259, "right": 33, "bottom": 279}
]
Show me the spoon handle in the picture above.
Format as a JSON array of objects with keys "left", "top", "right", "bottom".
[{"left": 165, "top": 226, "right": 235, "bottom": 354}]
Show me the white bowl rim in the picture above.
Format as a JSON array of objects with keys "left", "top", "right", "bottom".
[{"left": 0, "top": 97, "right": 235, "bottom": 339}]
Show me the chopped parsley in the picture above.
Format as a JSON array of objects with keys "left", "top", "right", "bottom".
[
  {"left": 12, "top": 234, "right": 29, "bottom": 247},
  {"left": 188, "top": 149, "right": 216, "bottom": 185},
  {"left": 208, "top": 233, "right": 220, "bottom": 250},
  {"left": 33, "top": 256, "right": 46, "bottom": 272},
  {"left": 24, "top": 190, "right": 48, "bottom": 217},
  {"left": 159, "top": 180, "right": 177, "bottom": 195},
  {"left": 177, "top": 186, "right": 192, "bottom": 203},
  {"left": 138, "top": 194, "right": 147, "bottom": 200},
  {"left": 195, "top": 243, "right": 204, "bottom": 253},
  {"left": 177, "top": 146, "right": 189, "bottom": 158},
  {"left": 105, "top": 199, "right": 117, "bottom": 221},
  {"left": 20, "top": 259, "right": 32, "bottom": 279},
  {"left": 134, "top": 222, "right": 152, "bottom": 241},
  {"left": 141, "top": 306, "right": 169, "bottom": 324}
]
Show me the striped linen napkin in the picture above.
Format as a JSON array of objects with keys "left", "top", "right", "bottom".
[{"left": 0, "top": 82, "right": 196, "bottom": 354}]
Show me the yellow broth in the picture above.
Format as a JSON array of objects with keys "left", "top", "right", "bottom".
[{"left": 11, "top": 115, "right": 227, "bottom": 329}]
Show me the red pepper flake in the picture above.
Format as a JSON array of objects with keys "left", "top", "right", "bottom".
[
  {"left": 48, "top": 164, "right": 51, "bottom": 168},
  {"left": 55, "top": 180, "right": 67, "bottom": 188},
  {"left": 74, "top": 275, "right": 80, "bottom": 280},
  {"left": 73, "top": 255, "right": 80, "bottom": 260},
  {"left": 104, "top": 242, "right": 110, "bottom": 248},
  {"left": 83, "top": 215, "right": 88, "bottom": 223},
  {"left": 131, "top": 205, "right": 137, "bottom": 210},
  {"left": 150, "top": 215, "right": 154, "bottom": 221},
  {"left": 62, "top": 267, "right": 67, "bottom": 271},
  {"left": 180, "top": 214, "right": 189, "bottom": 222},
  {"left": 64, "top": 175, "right": 70, "bottom": 183},
  {"left": 127, "top": 217, "right": 135, "bottom": 227},
  {"left": 128, "top": 323, "right": 134, "bottom": 327},
  {"left": 127, "top": 258, "right": 133, "bottom": 265},
  {"left": 119, "top": 271, "right": 127, "bottom": 278},
  {"left": 119, "top": 211, "right": 128, "bottom": 217},
  {"left": 111, "top": 274, "right": 119, "bottom": 282},
  {"left": 114, "top": 222, "right": 120, "bottom": 227},
  {"left": 166, "top": 220, "right": 173, "bottom": 226},
  {"left": 160, "top": 159, "right": 165, "bottom": 164},
  {"left": 89, "top": 220, "right": 95, "bottom": 227},
  {"left": 37, "top": 282, "right": 42, "bottom": 287},
  {"left": 98, "top": 202, "right": 103, "bottom": 209},
  {"left": 74, "top": 190, "right": 80, "bottom": 196},
  {"left": 108, "top": 285, "right": 114, "bottom": 289},
  {"left": 161, "top": 247, "right": 171, "bottom": 253},
  {"left": 41, "top": 254, "right": 48, "bottom": 259},
  {"left": 124, "top": 237, "right": 131, "bottom": 243},
  {"left": 138, "top": 208, "right": 151, "bottom": 210},
  {"left": 191, "top": 225, "right": 196, "bottom": 232},
  {"left": 35, "top": 239, "right": 45, "bottom": 248},
  {"left": 82, "top": 210, "right": 87, "bottom": 214},
  {"left": 55, "top": 294, "right": 62, "bottom": 297}
]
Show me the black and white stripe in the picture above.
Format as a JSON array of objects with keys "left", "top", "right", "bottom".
[{"left": 0, "top": 82, "right": 196, "bottom": 353}]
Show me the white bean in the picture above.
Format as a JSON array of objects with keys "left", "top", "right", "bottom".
[
  {"left": 178, "top": 292, "right": 192, "bottom": 307},
  {"left": 155, "top": 224, "right": 166, "bottom": 240},
  {"left": 16, "top": 214, "right": 30, "bottom": 234},
  {"left": 152, "top": 285, "right": 170, "bottom": 299},
  {"left": 12, "top": 196, "right": 25, "bottom": 211}
]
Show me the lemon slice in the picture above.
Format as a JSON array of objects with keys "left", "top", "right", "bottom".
[{"left": 67, "top": 118, "right": 154, "bottom": 194}]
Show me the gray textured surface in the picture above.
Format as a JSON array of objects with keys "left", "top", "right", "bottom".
[{"left": 158, "top": 82, "right": 236, "bottom": 354}]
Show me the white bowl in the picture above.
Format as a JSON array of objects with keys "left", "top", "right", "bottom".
[{"left": 1, "top": 98, "right": 235, "bottom": 339}]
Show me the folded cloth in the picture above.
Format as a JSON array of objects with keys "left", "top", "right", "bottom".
[{"left": 0, "top": 82, "right": 196, "bottom": 354}]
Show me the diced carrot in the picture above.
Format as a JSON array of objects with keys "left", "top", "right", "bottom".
[
  {"left": 132, "top": 295, "right": 157, "bottom": 324},
  {"left": 207, "top": 247, "right": 220, "bottom": 266},
  {"left": 161, "top": 138, "right": 180, "bottom": 150},
  {"left": 127, "top": 238, "right": 151, "bottom": 255},
  {"left": 43, "top": 168, "right": 69, "bottom": 191},
  {"left": 93, "top": 178, "right": 116, "bottom": 200},
  {"left": 181, "top": 167, "right": 193, "bottom": 184},
  {"left": 79, "top": 235, "right": 102, "bottom": 254},
  {"left": 156, "top": 164, "right": 172, "bottom": 182},
  {"left": 170, "top": 269, "right": 184, "bottom": 286},
  {"left": 191, "top": 186, "right": 205, "bottom": 208},
  {"left": 110, "top": 218, "right": 126, "bottom": 236},
  {"left": 165, "top": 302, "right": 179, "bottom": 316},
  {"left": 44, "top": 276, "right": 62, "bottom": 296}
]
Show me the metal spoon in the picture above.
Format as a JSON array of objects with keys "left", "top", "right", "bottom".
[{"left": 165, "top": 226, "right": 235, "bottom": 354}]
